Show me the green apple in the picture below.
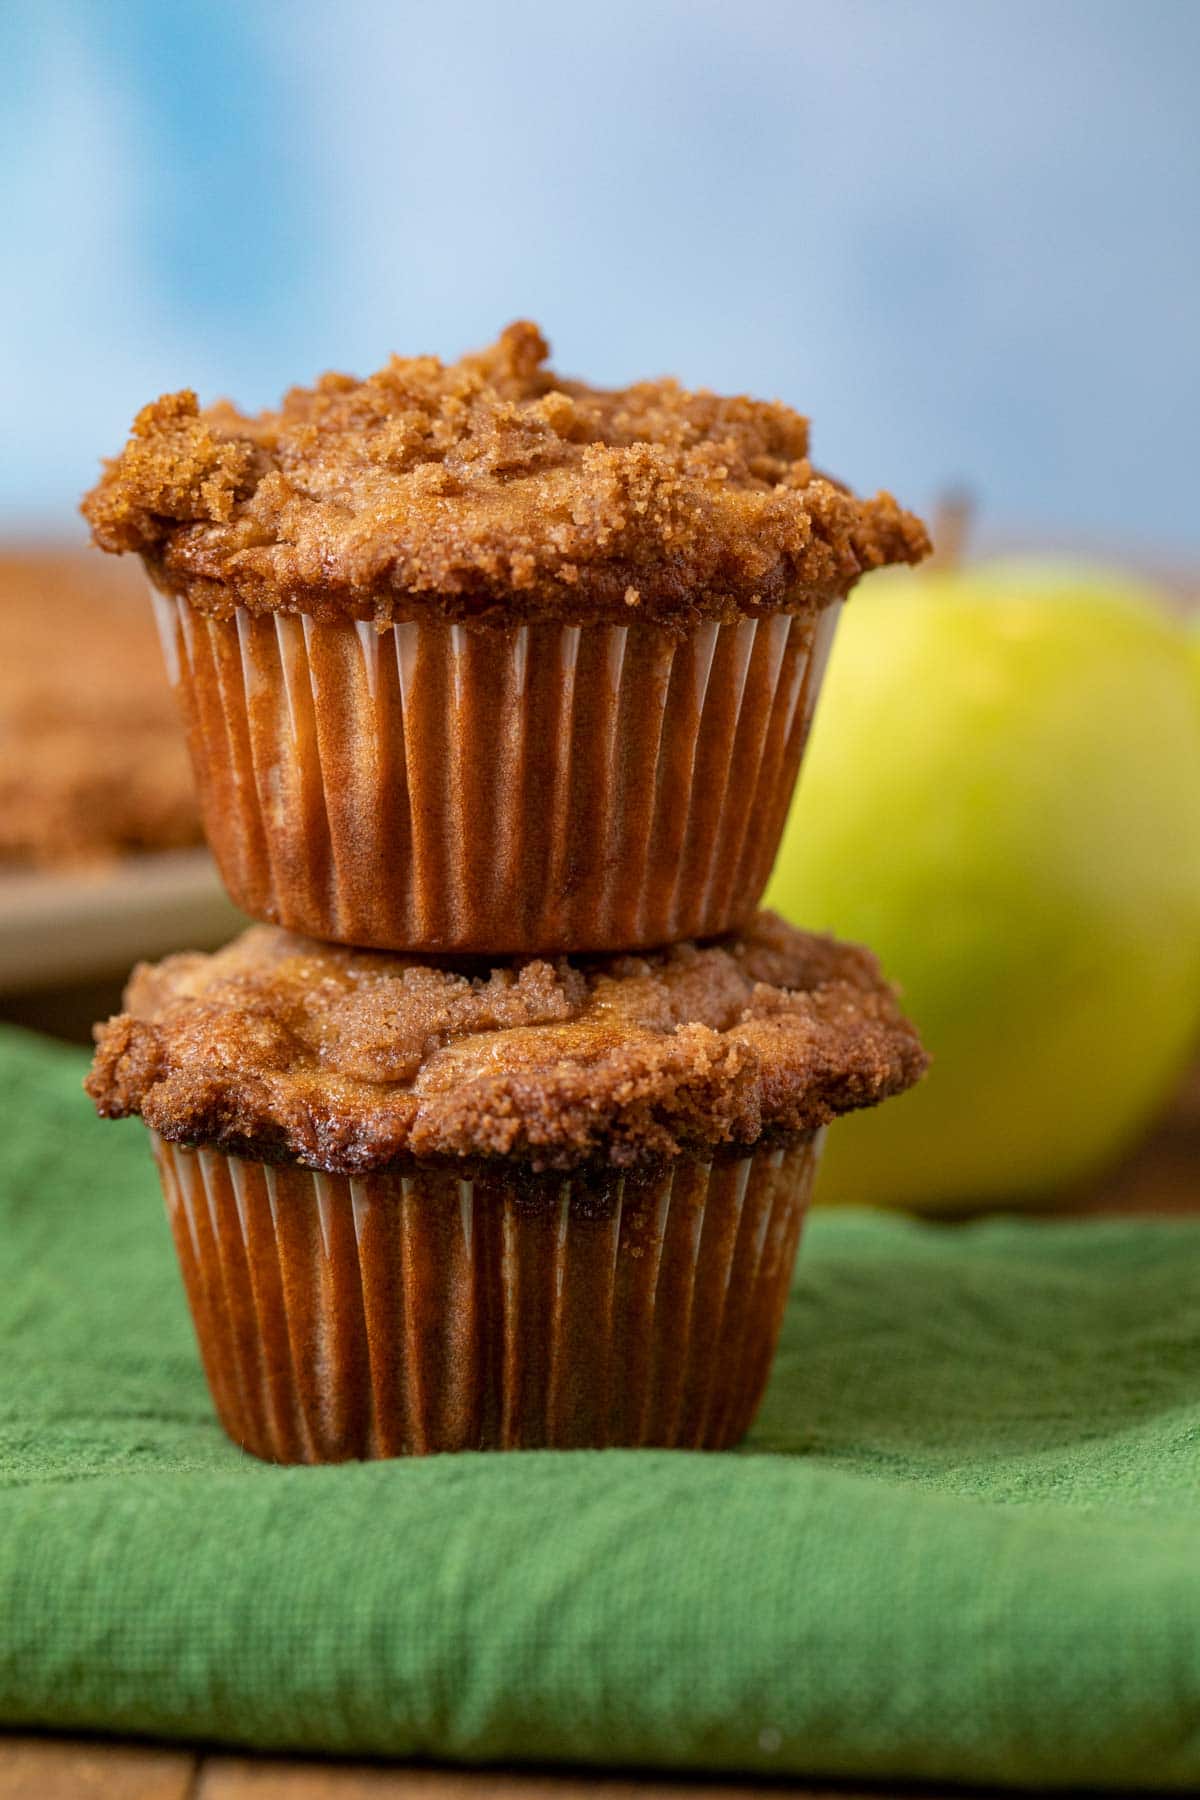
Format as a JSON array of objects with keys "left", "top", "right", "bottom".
[{"left": 766, "top": 560, "right": 1200, "bottom": 1210}]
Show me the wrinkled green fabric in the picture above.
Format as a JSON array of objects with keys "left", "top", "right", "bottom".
[{"left": 2, "top": 1023, "right": 1198, "bottom": 1788}]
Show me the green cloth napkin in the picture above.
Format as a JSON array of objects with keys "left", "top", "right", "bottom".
[{"left": 2, "top": 1024, "right": 1199, "bottom": 1790}]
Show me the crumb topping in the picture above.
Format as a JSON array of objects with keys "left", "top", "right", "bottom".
[
  {"left": 82, "top": 322, "right": 929, "bottom": 627},
  {"left": 86, "top": 913, "right": 927, "bottom": 1173}
]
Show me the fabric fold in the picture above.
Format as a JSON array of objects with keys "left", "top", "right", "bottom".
[{"left": 3, "top": 1026, "right": 1199, "bottom": 1790}]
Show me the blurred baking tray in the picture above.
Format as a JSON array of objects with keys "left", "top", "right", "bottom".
[{"left": 0, "top": 849, "right": 245, "bottom": 994}]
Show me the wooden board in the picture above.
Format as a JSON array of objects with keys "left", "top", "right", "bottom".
[
  {"left": 0, "top": 1735, "right": 1098, "bottom": 1799},
  {"left": 0, "top": 1736, "right": 194, "bottom": 1799}
]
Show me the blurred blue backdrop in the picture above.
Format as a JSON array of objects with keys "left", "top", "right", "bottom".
[{"left": 3, "top": 0, "right": 1197, "bottom": 553}]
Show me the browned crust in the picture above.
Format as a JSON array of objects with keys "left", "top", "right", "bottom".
[
  {"left": 86, "top": 912, "right": 927, "bottom": 1173},
  {"left": 81, "top": 322, "right": 929, "bottom": 628}
]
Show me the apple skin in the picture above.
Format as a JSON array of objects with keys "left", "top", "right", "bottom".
[{"left": 766, "top": 562, "right": 1200, "bottom": 1210}]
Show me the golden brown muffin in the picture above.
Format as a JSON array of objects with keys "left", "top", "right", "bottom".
[
  {"left": 86, "top": 915, "right": 926, "bottom": 1463},
  {"left": 80, "top": 325, "right": 930, "bottom": 954},
  {"left": 0, "top": 548, "right": 201, "bottom": 868}
]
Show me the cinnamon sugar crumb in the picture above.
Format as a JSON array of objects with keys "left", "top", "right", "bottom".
[
  {"left": 0, "top": 550, "right": 201, "bottom": 867},
  {"left": 82, "top": 322, "right": 929, "bottom": 628},
  {"left": 86, "top": 912, "right": 927, "bottom": 1173}
]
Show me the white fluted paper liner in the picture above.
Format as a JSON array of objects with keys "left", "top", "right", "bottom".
[
  {"left": 152, "top": 593, "right": 839, "bottom": 953},
  {"left": 151, "top": 1131, "right": 822, "bottom": 1462}
]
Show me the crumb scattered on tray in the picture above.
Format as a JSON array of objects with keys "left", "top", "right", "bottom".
[{"left": 0, "top": 548, "right": 201, "bottom": 870}]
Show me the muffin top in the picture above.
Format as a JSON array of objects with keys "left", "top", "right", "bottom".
[
  {"left": 82, "top": 321, "right": 929, "bottom": 629},
  {"left": 87, "top": 913, "right": 926, "bottom": 1174}
]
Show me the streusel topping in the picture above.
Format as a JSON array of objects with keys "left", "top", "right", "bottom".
[
  {"left": 83, "top": 322, "right": 929, "bottom": 628},
  {"left": 87, "top": 912, "right": 927, "bottom": 1172}
]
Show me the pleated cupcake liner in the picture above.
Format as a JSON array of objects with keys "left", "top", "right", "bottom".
[
  {"left": 151, "top": 1131, "right": 822, "bottom": 1463},
  {"left": 151, "top": 593, "right": 840, "bottom": 954}
]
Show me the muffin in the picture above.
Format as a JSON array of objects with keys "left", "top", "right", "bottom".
[
  {"left": 86, "top": 911, "right": 926, "bottom": 1462},
  {"left": 0, "top": 549, "right": 201, "bottom": 869},
  {"left": 81, "top": 322, "right": 928, "bottom": 954}
]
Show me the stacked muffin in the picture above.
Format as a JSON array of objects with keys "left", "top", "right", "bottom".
[{"left": 82, "top": 322, "right": 929, "bottom": 1461}]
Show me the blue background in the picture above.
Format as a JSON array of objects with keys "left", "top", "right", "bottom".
[{"left": 3, "top": 0, "right": 1197, "bottom": 555}]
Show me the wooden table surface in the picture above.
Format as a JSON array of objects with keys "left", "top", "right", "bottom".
[
  {"left": 0, "top": 1738, "right": 1153, "bottom": 1800},
  {"left": 3, "top": 1066, "right": 1196, "bottom": 1800},
  {"left": 0, "top": 1737, "right": 866, "bottom": 1800}
]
